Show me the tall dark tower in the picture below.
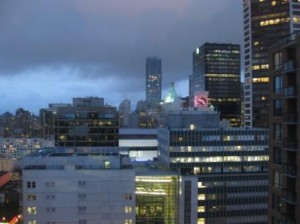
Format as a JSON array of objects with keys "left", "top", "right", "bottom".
[
  {"left": 243, "top": 0, "right": 300, "bottom": 127},
  {"left": 190, "top": 43, "right": 241, "bottom": 127},
  {"left": 146, "top": 57, "right": 162, "bottom": 105}
]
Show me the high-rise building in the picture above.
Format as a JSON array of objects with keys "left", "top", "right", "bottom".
[
  {"left": 158, "top": 110, "right": 269, "bottom": 224},
  {"left": 190, "top": 43, "right": 241, "bottom": 126},
  {"left": 243, "top": 0, "right": 300, "bottom": 127},
  {"left": 146, "top": 57, "right": 162, "bottom": 105},
  {"left": 268, "top": 34, "right": 300, "bottom": 224}
]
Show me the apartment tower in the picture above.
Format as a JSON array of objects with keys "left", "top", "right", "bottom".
[
  {"left": 268, "top": 34, "right": 300, "bottom": 224},
  {"left": 243, "top": 0, "right": 300, "bottom": 127}
]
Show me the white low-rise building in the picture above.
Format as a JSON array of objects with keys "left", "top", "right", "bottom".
[{"left": 22, "top": 148, "right": 135, "bottom": 224}]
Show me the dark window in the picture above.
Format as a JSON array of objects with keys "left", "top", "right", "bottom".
[
  {"left": 272, "top": 193, "right": 281, "bottom": 212},
  {"left": 273, "top": 147, "right": 281, "bottom": 164},
  {"left": 274, "top": 123, "right": 282, "bottom": 141},
  {"left": 274, "top": 76, "right": 282, "bottom": 93},
  {"left": 273, "top": 100, "right": 282, "bottom": 116}
]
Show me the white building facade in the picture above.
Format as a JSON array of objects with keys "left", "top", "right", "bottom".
[{"left": 23, "top": 150, "right": 135, "bottom": 224}]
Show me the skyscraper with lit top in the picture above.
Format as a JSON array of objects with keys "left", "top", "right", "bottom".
[
  {"left": 146, "top": 57, "right": 162, "bottom": 105},
  {"left": 190, "top": 43, "right": 241, "bottom": 127}
]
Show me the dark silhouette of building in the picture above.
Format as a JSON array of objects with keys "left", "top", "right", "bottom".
[{"left": 190, "top": 43, "right": 241, "bottom": 126}]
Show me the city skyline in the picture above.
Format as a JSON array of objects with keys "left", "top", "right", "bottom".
[{"left": 0, "top": 1, "right": 243, "bottom": 114}]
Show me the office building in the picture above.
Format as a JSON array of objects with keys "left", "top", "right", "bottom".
[
  {"left": 119, "top": 128, "right": 158, "bottom": 160},
  {"left": 131, "top": 100, "right": 159, "bottom": 128},
  {"left": 22, "top": 148, "right": 135, "bottom": 224},
  {"left": 53, "top": 98, "right": 119, "bottom": 147},
  {"left": 40, "top": 103, "right": 72, "bottom": 139},
  {"left": 22, "top": 148, "right": 183, "bottom": 223},
  {"left": 268, "top": 34, "right": 300, "bottom": 224},
  {"left": 243, "top": 0, "right": 300, "bottom": 127},
  {"left": 146, "top": 57, "right": 162, "bottom": 105},
  {"left": 158, "top": 111, "right": 269, "bottom": 224},
  {"left": 135, "top": 161, "right": 179, "bottom": 223},
  {"left": 190, "top": 43, "right": 241, "bottom": 127}
]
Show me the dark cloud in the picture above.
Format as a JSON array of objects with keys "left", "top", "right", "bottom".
[{"left": 0, "top": 0, "right": 243, "bottom": 113}]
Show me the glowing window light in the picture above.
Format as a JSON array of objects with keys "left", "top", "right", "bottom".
[
  {"left": 198, "top": 206, "right": 205, "bottom": 212},
  {"left": 135, "top": 178, "right": 172, "bottom": 183},
  {"left": 135, "top": 191, "right": 167, "bottom": 195}
]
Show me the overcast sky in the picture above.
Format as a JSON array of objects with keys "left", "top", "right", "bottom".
[{"left": 0, "top": 0, "right": 243, "bottom": 114}]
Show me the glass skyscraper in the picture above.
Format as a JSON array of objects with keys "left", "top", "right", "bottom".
[
  {"left": 146, "top": 57, "right": 162, "bottom": 105},
  {"left": 190, "top": 43, "right": 241, "bottom": 126}
]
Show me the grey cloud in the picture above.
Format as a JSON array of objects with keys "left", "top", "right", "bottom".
[{"left": 0, "top": 0, "right": 243, "bottom": 112}]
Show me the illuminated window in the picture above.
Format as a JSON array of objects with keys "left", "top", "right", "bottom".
[
  {"left": 125, "top": 219, "right": 133, "bottom": 224},
  {"left": 104, "top": 160, "right": 111, "bottom": 169},
  {"left": 252, "top": 77, "right": 269, "bottom": 83},
  {"left": 198, "top": 206, "right": 205, "bottom": 212},
  {"left": 198, "top": 218, "right": 205, "bottom": 224},
  {"left": 293, "top": 16, "right": 300, "bottom": 23},
  {"left": 189, "top": 124, "right": 196, "bottom": 130},
  {"left": 124, "top": 206, "right": 132, "bottom": 213},
  {"left": 27, "top": 207, "right": 37, "bottom": 214},
  {"left": 198, "top": 194, "right": 205, "bottom": 200},
  {"left": 194, "top": 167, "right": 200, "bottom": 174},
  {"left": 223, "top": 135, "right": 230, "bottom": 141}
]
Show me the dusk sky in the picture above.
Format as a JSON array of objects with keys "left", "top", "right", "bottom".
[{"left": 0, "top": 1, "right": 243, "bottom": 114}]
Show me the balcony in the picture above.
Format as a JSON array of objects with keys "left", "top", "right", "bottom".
[
  {"left": 282, "top": 138, "right": 297, "bottom": 151},
  {"left": 280, "top": 216, "right": 295, "bottom": 224},
  {"left": 281, "top": 189, "right": 296, "bottom": 204},
  {"left": 282, "top": 165, "right": 297, "bottom": 178},
  {"left": 282, "top": 113, "right": 298, "bottom": 123},
  {"left": 283, "top": 86, "right": 297, "bottom": 98},
  {"left": 283, "top": 60, "right": 295, "bottom": 72}
]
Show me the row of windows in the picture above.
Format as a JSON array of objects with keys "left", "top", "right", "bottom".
[
  {"left": 28, "top": 219, "right": 132, "bottom": 224},
  {"left": 27, "top": 206, "right": 133, "bottom": 214},
  {"left": 172, "top": 156, "right": 268, "bottom": 163}
]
